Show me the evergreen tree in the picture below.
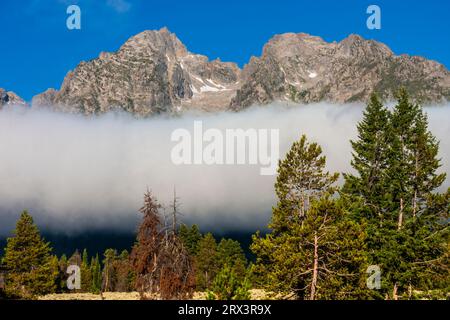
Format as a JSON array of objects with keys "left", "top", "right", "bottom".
[
  {"left": 271, "top": 134, "right": 339, "bottom": 232},
  {"left": 114, "top": 250, "right": 134, "bottom": 292},
  {"left": 82, "top": 249, "right": 89, "bottom": 266},
  {"left": 386, "top": 90, "right": 447, "bottom": 298},
  {"left": 343, "top": 89, "right": 448, "bottom": 299},
  {"left": 196, "top": 233, "right": 219, "bottom": 290},
  {"left": 341, "top": 92, "right": 394, "bottom": 299},
  {"left": 102, "top": 249, "right": 117, "bottom": 292},
  {"left": 57, "top": 254, "right": 68, "bottom": 292},
  {"left": 48, "top": 255, "right": 60, "bottom": 292},
  {"left": 413, "top": 189, "right": 449, "bottom": 295},
  {"left": 179, "top": 224, "right": 189, "bottom": 245},
  {"left": 59, "top": 254, "right": 67, "bottom": 268},
  {"left": 80, "top": 249, "right": 92, "bottom": 292},
  {"left": 207, "top": 264, "right": 251, "bottom": 300},
  {"left": 252, "top": 136, "right": 368, "bottom": 299},
  {"left": 253, "top": 197, "right": 368, "bottom": 299},
  {"left": 90, "top": 254, "right": 102, "bottom": 293},
  {"left": 388, "top": 89, "right": 445, "bottom": 227},
  {"left": 216, "top": 239, "right": 247, "bottom": 281},
  {"left": 342, "top": 93, "right": 391, "bottom": 221},
  {"left": 2, "top": 211, "right": 58, "bottom": 298},
  {"left": 179, "top": 224, "right": 202, "bottom": 255}
]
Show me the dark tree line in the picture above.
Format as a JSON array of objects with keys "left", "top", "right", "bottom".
[{"left": 0, "top": 194, "right": 250, "bottom": 299}]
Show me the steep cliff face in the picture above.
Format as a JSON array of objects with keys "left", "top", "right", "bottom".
[
  {"left": 32, "top": 29, "right": 450, "bottom": 116},
  {"left": 231, "top": 33, "right": 450, "bottom": 109}
]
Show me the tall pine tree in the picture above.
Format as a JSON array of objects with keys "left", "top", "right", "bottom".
[
  {"left": 195, "top": 233, "right": 219, "bottom": 290},
  {"left": 271, "top": 134, "right": 338, "bottom": 232},
  {"left": 2, "top": 211, "right": 58, "bottom": 298},
  {"left": 344, "top": 89, "right": 448, "bottom": 299},
  {"left": 387, "top": 89, "right": 447, "bottom": 298},
  {"left": 90, "top": 254, "right": 102, "bottom": 293},
  {"left": 342, "top": 93, "right": 391, "bottom": 222},
  {"left": 252, "top": 135, "right": 368, "bottom": 299},
  {"left": 80, "top": 249, "right": 92, "bottom": 292}
]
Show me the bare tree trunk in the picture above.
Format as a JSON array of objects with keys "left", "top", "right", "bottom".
[
  {"left": 397, "top": 198, "right": 404, "bottom": 230},
  {"left": 392, "top": 283, "right": 398, "bottom": 300},
  {"left": 310, "top": 232, "right": 318, "bottom": 300},
  {"left": 299, "top": 191, "right": 305, "bottom": 218},
  {"left": 412, "top": 191, "right": 417, "bottom": 218},
  {"left": 413, "top": 149, "right": 418, "bottom": 219},
  {"left": 104, "top": 264, "right": 109, "bottom": 292},
  {"left": 172, "top": 188, "right": 177, "bottom": 233}
]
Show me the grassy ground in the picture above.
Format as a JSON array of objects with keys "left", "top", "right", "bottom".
[{"left": 38, "top": 289, "right": 288, "bottom": 300}]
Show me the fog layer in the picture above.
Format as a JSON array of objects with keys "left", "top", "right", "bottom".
[{"left": 0, "top": 103, "right": 448, "bottom": 235}]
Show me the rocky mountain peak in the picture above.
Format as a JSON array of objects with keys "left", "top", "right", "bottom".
[
  {"left": 120, "top": 28, "right": 188, "bottom": 59},
  {"left": 31, "top": 29, "right": 449, "bottom": 115},
  {"left": 231, "top": 32, "right": 449, "bottom": 109},
  {"left": 0, "top": 88, "right": 26, "bottom": 107},
  {"left": 32, "top": 27, "right": 242, "bottom": 115},
  {"left": 263, "top": 32, "right": 331, "bottom": 58},
  {"left": 337, "top": 34, "right": 393, "bottom": 59}
]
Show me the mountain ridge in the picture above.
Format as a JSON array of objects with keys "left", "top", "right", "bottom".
[
  {"left": 0, "top": 88, "right": 26, "bottom": 108},
  {"left": 9, "top": 28, "right": 450, "bottom": 115}
]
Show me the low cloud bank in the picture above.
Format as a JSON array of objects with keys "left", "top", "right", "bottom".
[{"left": 0, "top": 103, "right": 448, "bottom": 235}]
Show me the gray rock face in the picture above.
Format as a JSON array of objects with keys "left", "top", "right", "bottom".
[
  {"left": 32, "top": 29, "right": 450, "bottom": 115},
  {"left": 32, "top": 27, "right": 241, "bottom": 115},
  {"left": 0, "top": 88, "right": 26, "bottom": 107},
  {"left": 231, "top": 33, "right": 450, "bottom": 109}
]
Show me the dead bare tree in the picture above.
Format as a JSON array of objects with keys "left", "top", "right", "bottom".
[
  {"left": 171, "top": 187, "right": 183, "bottom": 234},
  {"left": 130, "top": 190, "right": 195, "bottom": 300}
]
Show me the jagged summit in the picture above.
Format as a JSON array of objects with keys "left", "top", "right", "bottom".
[
  {"left": 120, "top": 28, "right": 189, "bottom": 57},
  {"left": 231, "top": 32, "right": 449, "bottom": 108},
  {"left": 31, "top": 28, "right": 449, "bottom": 116},
  {"left": 0, "top": 88, "right": 26, "bottom": 107},
  {"left": 33, "top": 27, "right": 241, "bottom": 115}
]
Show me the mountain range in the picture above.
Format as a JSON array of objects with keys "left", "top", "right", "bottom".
[{"left": 2, "top": 28, "right": 449, "bottom": 115}]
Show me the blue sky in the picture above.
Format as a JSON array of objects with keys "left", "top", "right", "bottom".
[{"left": 1, "top": 0, "right": 449, "bottom": 101}]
